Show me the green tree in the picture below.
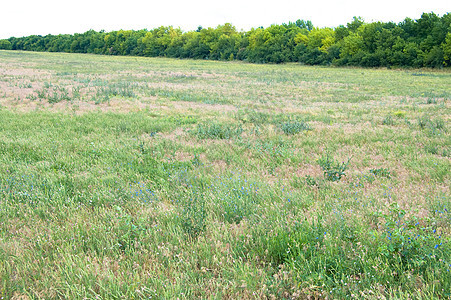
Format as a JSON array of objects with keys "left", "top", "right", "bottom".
[
  {"left": 443, "top": 32, "right": 451, "bottom": 66},
  {"left": 424, "top": 46, "right": 445, "bottom": 67},
  {"left": 1, "top": 11, "right": 449, "bottom": 68},
  {"left": 0, "top": 40, "right": 12, "bottom": 50},
  {"left": 347, "top": 16, "right": 364, "bottom": 32},
  {"left": 295, "top": 19, "right": 313, "bottom": 31},
  {"left": 209, "top": 23, "right": 241, "bottom": 60},
  {"left": 340, "top": 32, "right": 364, "bottom": 58}
]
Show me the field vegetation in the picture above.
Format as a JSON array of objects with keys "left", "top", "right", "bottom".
[{"left": 0, "top": 50, "right": 450, "bottom": 299}]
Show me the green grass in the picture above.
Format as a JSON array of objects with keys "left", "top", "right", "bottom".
[{"left": 0, "top": 50, "right": 450, "bottom": 299}]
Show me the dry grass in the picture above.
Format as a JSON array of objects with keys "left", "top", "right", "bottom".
[{"left": 0, "top": 50, "right": 449, "bottom": 299}]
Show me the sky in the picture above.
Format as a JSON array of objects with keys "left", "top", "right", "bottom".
[{"left": 0, "top": 0, "right": 449, "bottom": 39}]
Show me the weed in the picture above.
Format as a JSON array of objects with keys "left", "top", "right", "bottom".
[
  {"left": 194, "top": 122, "right": 243, "bottom": 139},
  {"left": 317, "top": 153, "right": 351, "bottom": 182},
  {"left": 72, "top": 86, "right": 80, "bottom": 99},
  {"left": 305, "top": 175, "right": 318, "bottom": 187},
  {"left": 36, "top": 89, "right": 46, "bottom": 100},
  {"left": 48, "top": 86, "right": 70, "bottom": 103},
  {"left": 418, "top": 115, "right": 446, "bottom": 132},
  {"left": 115, "top": 206, "right": 146, "bottom": 252},
  {"left": 237, "top": 109, "right": 270, "bottom": 125},
  {"left": 212, "top": 178, "right": 260, "bottom": 224},
  {"left": 26, "top": 94, "right": 37, "bottom": 101},
  {"left": 253, "top": 217, "right": 326, "bottom": 266},
  {"left": 393, "top": 110, "right": 407, "bottom": 118},
  {"left": 191, "top": 154, "right": 202, "bottom": 167},
  {"left": 373, "top": 203, "right": 444, "bottom": 267},
  {"left": 279, "top": 120, "right": 311, "bottom": 135},
  {"left": 169, "top": 115, "right": 197, "bottom": 125},
  {"left": 426, "top": 98, "right": 437, "bottom": 104},
  {"left": 382, "top": 115, "right": 395, "bottom": 125},
  {"left": 97, "top": 85, "right": 136, "bottom": 99},
  {"left": 179, "top": 187, "right": 207, "bottom": 239},
  {"left": 369, "top": 168, "right": 391, "bottom": 178}
]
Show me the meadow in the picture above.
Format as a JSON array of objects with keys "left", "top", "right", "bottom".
[{"left": 0, "top": 50, "right": 450, "bottom": 299}]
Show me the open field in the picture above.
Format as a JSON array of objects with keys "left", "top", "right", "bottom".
[{"left": 0, "top": 50, "right": 450, "bottom": 299}]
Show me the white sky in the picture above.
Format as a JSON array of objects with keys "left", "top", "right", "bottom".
[{"left": 0, "top": 0, "right": 449, "bottom": 39}]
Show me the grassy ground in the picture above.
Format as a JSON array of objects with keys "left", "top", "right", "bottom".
[{"left": 0, "top": 50, "right": 450, "bottom": 299}]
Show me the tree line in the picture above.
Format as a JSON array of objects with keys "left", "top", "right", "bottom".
[{"left": 1, "top": 12, "right": 450, "bottom": 68}]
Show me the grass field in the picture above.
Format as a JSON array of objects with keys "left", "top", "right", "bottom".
[{"left": 0, "top": 50, "right": 450, "bottom": 299}]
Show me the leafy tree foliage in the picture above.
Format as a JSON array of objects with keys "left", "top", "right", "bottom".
[
  {"left": 0, "top": 40, "right": 11, "bottom": 50},
  {"left": 1, "top": 12, "right": 450, "bottom": 68}
]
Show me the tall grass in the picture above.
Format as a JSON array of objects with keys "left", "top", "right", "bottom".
[{"left": 0, "top": 51, "right": 449, "bottom": 299}]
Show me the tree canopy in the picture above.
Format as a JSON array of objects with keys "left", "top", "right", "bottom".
[{"left": 1, "top": 12, "right": 450, "bottom": 68}]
